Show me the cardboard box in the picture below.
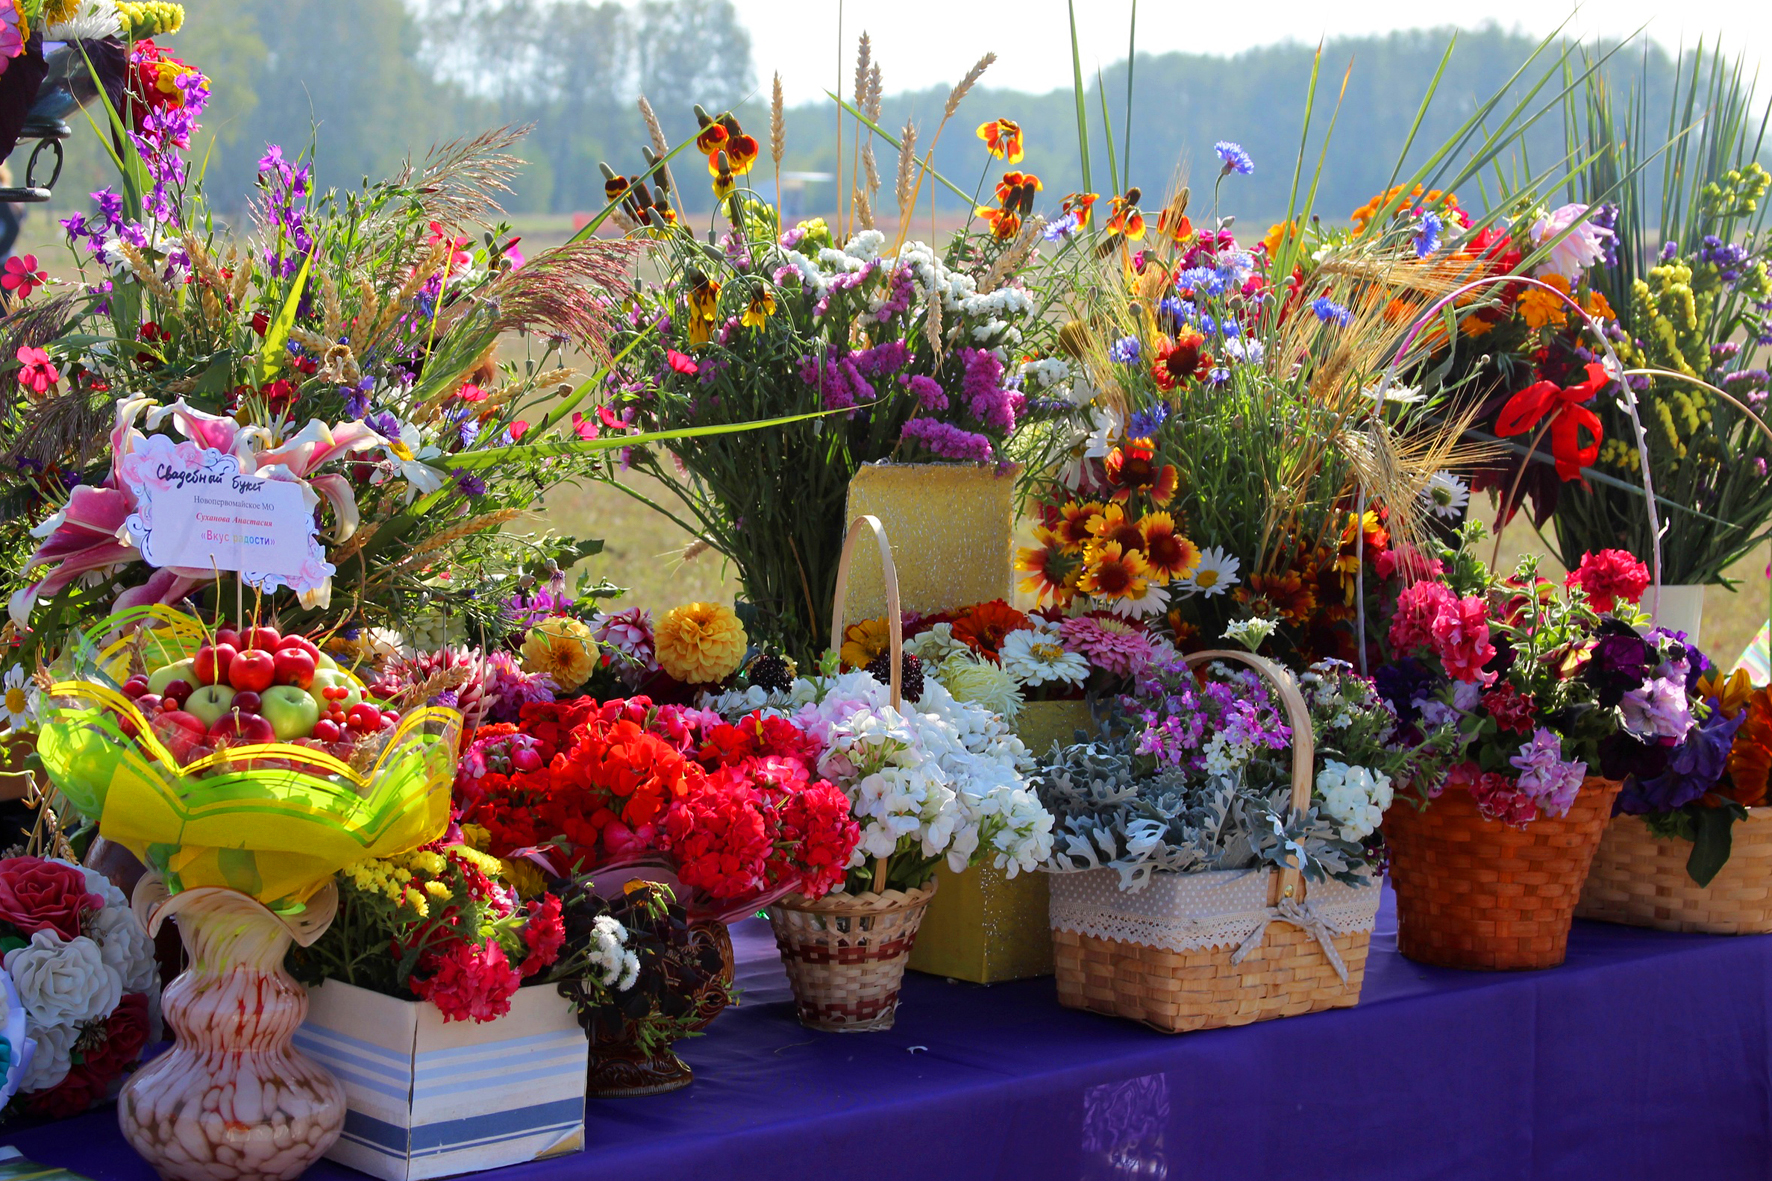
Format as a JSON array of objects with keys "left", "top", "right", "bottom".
[{"left": 295, "top": 981, "right": 588, "bottom": 1181}]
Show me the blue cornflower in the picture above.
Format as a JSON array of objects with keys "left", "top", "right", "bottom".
[
  {"left": 1207, "top": 366, "right": 1231, "bottom": 385},
  {"left": 1108, "top": 335, "right": 1142, "bottom": 365},
  {"left": 1128, "top": 403, "right": 1169, "bottom": 438},
  {"left": 366, "top": 409, "right": 400, "bottom": 439},
  {"left": 1175, "top": 266, "right": 1225, "bottom": 297},
  {"left": 1312, "top": 296, "right": 1350, "bottom": 326},
  {"left": 1214, "top": 141, "right": 1254, "bottom": 176},
  {"left": 1159, "top": 296, "right": 1196, "bottom": 324},
  {"left": 1220, "top": 319, "right": 1241, "bottom": 338},
  {"left": 1414, "top": 212, "right": 1443, "bottom": 259},
  {"left": 1043, "top": 213, "right": 1080, "bottom": 242},
  {"left": 1198, "top": 313, "right": 1219, "bottom": 336},
  {"left": 454, "top": 468, "right": 487, "bottom": 498}
]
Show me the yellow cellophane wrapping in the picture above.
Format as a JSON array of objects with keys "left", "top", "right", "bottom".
[
  {"left": 843, "top": 462, "right": 1020, "bottom": 619},
  {"left": 34, "top": 608, "right": 459, "bottom": 909}
]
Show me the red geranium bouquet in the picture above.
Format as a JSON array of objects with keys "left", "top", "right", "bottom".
[
  {"left": 456, "top": 697, "right": 859, "bottom": 921},
  {"left": 0, "top": 856, "right": 159, "bottom": 1119}
]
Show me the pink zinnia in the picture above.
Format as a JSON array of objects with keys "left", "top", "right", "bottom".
[{"left": 1059, "top": 615, "right": 1157, "bottom": 678}]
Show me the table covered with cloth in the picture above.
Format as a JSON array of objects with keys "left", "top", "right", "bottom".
[{"left": 9, "top": 887, "right": 1772, "bottom": 1181}]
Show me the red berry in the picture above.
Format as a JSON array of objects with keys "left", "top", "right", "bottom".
[
  {"left": 312, "top": 718, "right": 341, "bottom": 743},
  {"left": 123, "top": 676, "right": 150, "bottom": 698}
]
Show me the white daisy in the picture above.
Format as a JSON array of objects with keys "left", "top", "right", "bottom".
[
  {"left": 1181, "top": 547, "right": 1241, "bottom": 598},
  {"left": 1106, "top": 579, "right": 1170, "bottom": 619},
  {"left": 376, "top": 422, "right": 447, "bottom": 504},
  {"left": 1421, "top": 471, "right": 1471, "bottom": 520},
  {"left": 999, "top": 629, "right": 1090, "bottom": 689},
  {"left": 2, "top": 666, "right": 38, "bottom": 730}
]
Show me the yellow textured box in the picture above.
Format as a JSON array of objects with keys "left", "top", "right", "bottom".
[
  {"left": 909, "top": 700, "right": 1095, "bottom": 983},
  {"left": 842, "top": 462, "right": 1019, "bottom": 618}
]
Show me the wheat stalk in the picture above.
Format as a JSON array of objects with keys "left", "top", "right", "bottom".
[
  {"left": 894, "top": 119, "right": 918, "bottom": 212},
  {"left": 980, "top": 216, "right": 1043, "bottom": 293},
  {"left": 229, "top": 248, "right": 251, "bottom": 307},
  {"left": 943, "top": 52, "right": 994, "bottom": 121},
  {"left": 370, "top": 241, "right": 446, "bottom": 344},
  {"left": 320, "top": 270, "right": 344, "bottom": 342},
  {"left": 331, "top": 521, "right": 378, "bottom": 562},
  {"left": 351, "top": 280, "right": 380, "bottom": 342},
  {"left": 924, "top": 280, "right": 945, "bottom": 365},
  {"left": 771, "top": 73, "right": 786, "bottom": 170},
  {"left": 854, "top": 188, "right": 874, "bottom": 231},
  {"left": 386, "top": 509, "right": 522, "bottom": 573},
  {"left": 118, "top": 242, "right": 175, "bottom": 300},
  {"left": 637, "top": 95, "right": 677, "bottom": 201}
]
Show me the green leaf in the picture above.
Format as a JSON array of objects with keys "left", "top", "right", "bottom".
[
  {"left": 445, "top": 403, "right": 870, "bottom": 471},
  {"left": 194, "top": 350, "right": 237, "bottom": 397},
  {"left": 1686, "top": 805, "right": 1743, "bottom": 887},
  {"left": 259, "top": 248, "right": 315, "bottom": 384},
  {"left": 1068, "top": 0, "right": 1092, "bottom": 196}
]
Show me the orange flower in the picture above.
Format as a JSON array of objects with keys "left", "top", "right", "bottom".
[
  {"left": 1699, "top": 667, "right": 1755, "bottom": 718},
  {"left": 1460, "top": 313, "right": 1497, "bottom": 339},
  {"left": 686, "top": 272, "right": 720, "bottom": 347},
  {"left": 1350, "top": 184, "right": 1463, "bottom": 232},
  {"left": 1139, "top": 512, "right": 1200, "bottom": 582},
  {"left": 1078, "top": 541, "right": 1151, "bottom": 601},
  {"left": 1054, "top": 501, "right": 1103, "bottom": 553},
  {"left": 1017, "top": 526, "right": 1080, "bottom": 607},
  {"left": 1103, "top": 438, "right": 1178, "bottom": 505},
  {"left": 951, "top": 599, "right": 1032, "bottom": 659},
  {"left": 1085, "top": 502, "right": 1146, "bottom": 553},
  {"left": 1062, "top": 192, "right": 1098, "bottom": 229},
  {"left": 1518, "top": 276, "right": 1570, "bottom": 330},
  {"left": 1237, "top": 570, "right": 1316, "bottom": 624},
  {"left": 978, "top": 207, "right": 1022, "bottom": 240},
  {"left": 695, "top": 121, "right": 729, "bottom": 155},
  {"left": 1157, "top": 203, "right": 1192, "bottom": 245},
  {"left": 1263, "top": 220, "right": 1301, "bottom": 254},
  {"left": 1150, "top": 327, "right": 1210, "bottom": 391},
  {"left": 722, "top": 133, "right": 760, "bottom": 176},
  {"left": 1725, "top": 688, "right": 1772, "bottom": 807},
  {"left": 994, "top": 171, "right": 1043, "bottom": 215},
  {"left": 1583, "top": 288, "right": 1616, "bottom": 321},
  {"left": 1104, "top": 193, "right": 1145, "bottom": 241},
  {"left": 976, "top": 118, "right": 1025, "bottom": 163}
]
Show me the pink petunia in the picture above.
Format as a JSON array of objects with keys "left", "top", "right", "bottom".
[{"left": 2, "top": 254, "right": 46, "bottom": 299}]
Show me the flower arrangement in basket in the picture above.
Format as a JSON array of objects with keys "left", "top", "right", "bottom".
[
  {"left": 1033, "top": 642, "right": 1444, "bottom": 1033},
  {"left": 0, "top": 854, "right": 158, "bottom": 1120},
  {"left": 1373, "top": 527, "right": 1678, "bottom": 968}
]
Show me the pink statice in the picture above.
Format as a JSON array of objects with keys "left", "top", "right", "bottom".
[
  {"left": 1059, "top": 615, "right": 1158, "bottom": 679},
  {"left": 1429, "top": 594, "right": 1497, "bottom": 684},
  {"left": 1508, "top": 728, "right": 1585, "bottom": 817},
  {"left": 901, "top": 417, "right": 993, "bottom": 461},
  {"left": 1388, "top": 580, "right": 1455, "bottom": 651}
]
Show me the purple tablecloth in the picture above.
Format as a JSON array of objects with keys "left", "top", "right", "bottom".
[{"left": 9, "top": 887, "right": 1772, "bottom": 1180}]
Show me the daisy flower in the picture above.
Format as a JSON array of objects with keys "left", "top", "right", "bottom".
[
  {"left": 1107, "top": 578, "right": 1171, "bottom": 619},
  {"left": 1181, "top": 547, "right": 1241, "bottom": 598},
  {"left": 999, "top": 628, "right": 1090, "bottom": 689},
  {"left": 2, "top": 665, "right": 38, "bottom": 730},
  {"left": 1421, "top": 471, "right": 1471, "bottom": 520}
]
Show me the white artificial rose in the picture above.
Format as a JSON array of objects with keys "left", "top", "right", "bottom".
[
  {"left": 4, "top": 930, "right": 123, "bottom": 1029},
  {"left": 87, "top": 905, "right": 158, "bottom": 996},
  {"left": 19, "top": 1017, "right": 76, "bottom": 1093}
]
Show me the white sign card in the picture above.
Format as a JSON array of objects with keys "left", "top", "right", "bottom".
[{"left": 119, "top": 434, "right": 335, "bottom": 597}]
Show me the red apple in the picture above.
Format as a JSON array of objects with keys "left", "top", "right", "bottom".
[
  {"left": 241, "top": 626, "right": 282, "bottom": 652},
  {"left": 181, "top": 743, "right": 216, "bottom": 767},
  {"left": 152, "top": 710, "right": 210, "bottom": 761},
  {"left": 272, "top": 648, "right": 316, "bottom": 690},
  {"left": 229, "top": 649, "right": 276, "bottom": 693},
  {"left": 231, "top": 691, "right": 262, "bottom": 714},
  {"left": 276, "top": 635, "right": 321, "bottom": 661},
  {"left": 123, "top": 676, "right": 150, "bottom": 699},
  {"left": 346, "top": 702, "right": 381, "bottom": 732},
  {"left": 193, "top": 643, "right": 237, "bottom": 687},
  {"left": 161, "top": 679, "right": 193, "bottom": 707},
  {"left": 214, "top": 627, "right": 242, "bottom": 649},
  {"left": 209, "top": 711, "right": 276, "bottom": 747}
]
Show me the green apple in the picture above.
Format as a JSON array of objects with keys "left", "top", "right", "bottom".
[
  {"left": 316, "top": 653, "right": 339, "bottom": 671},
  {"left": 184, "top": 684, "right": 238, "bottom": 728},
  {"left": 260, "top": 685, "right": 320, "bottom": 740},
  {"left": 147, "top": 659, "right": 198, "bottom": 695},
  {"left": 307, "top": 667, "right": 364, "bottom": 712}
]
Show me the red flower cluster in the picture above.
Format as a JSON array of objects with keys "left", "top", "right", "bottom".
[
  {"left": 459, "top": 698, "right": 861, "bottom": 915},
  {"left": 411, "top": 939, "right": 523, "bottom": 1025},
  {"left": 519, "top": 894, "right": 566, "bottom": 976},
  {"left": 1482, "top": 683, "right": 1537, "bottom": 734},
  {"left": 24, "top": 992, "right": 151, "bottom": 1120},
  {"left": 1566, "top": 549, "right": 1650, "bottom": 614},
  {"left": 1457, "top": 763, "right": 1539, "bottom": 827},
  {"left": 1389, "top": 580, "right": 1496, "bottom": 684}
]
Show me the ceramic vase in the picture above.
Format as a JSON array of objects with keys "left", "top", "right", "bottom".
[{"left": 118, "top": 886, "right": 344, "bottom": 1181}]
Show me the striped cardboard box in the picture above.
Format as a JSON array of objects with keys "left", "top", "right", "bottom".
[{"left": 296, "top": 981, "right": 588, "bottom": 1181}]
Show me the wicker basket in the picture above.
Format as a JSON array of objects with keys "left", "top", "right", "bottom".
[
  {"left": 770, "top": 881, "right": 938, "bottom": 1031},
  {"left": 1384, "top": 777, "right": 1622, "bottom": 970},
  {"left": 1050, "top": 649, "right": 1382, "bottom": 1034},
  {"left": 1575, "top": 808, "right": 1772, "bottom": 934}
]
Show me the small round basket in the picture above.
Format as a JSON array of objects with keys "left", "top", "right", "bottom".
[{"left": 769, "top": 881, "right": 939, "bottom": 1032}]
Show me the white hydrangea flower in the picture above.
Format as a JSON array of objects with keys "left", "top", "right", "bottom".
[
  {"left": 904, "top": 622, "right": 970, "bottom": 667},
  {"left": 1315, "top": 759, "right": 1393, "bottom": 842}
]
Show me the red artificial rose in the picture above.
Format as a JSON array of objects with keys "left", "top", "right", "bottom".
[
  {"left": 0, "top": 856, "right": 105, "bottom": 942},
  {"left": 24, "top": 1062, "right": 110, "bottom": 1120},
  {"left": 81, "top": 992, "right": 151, "bottom": 1085}
]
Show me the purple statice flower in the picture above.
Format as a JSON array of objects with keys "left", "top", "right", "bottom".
[
  {"left": 453, "top": 468, "right": 486, "bottom": 497},
  {"left": 899, "top": 373, "right": 947, "bottom": 410},
  {"left": 1510, "top": 728, "right": 1585, "bottom": 817},
  {"left": 719, "top": 230, "right": 751, "bottom": 271},
  {"left": 900, "top": 417, "right": 993, "bottom": 461},
  {"left": 1312, "top": 296, "right": 1350, "bottom": 326},
  {"left": 798, "top": 347, "right": 875, "bottom": 412},
  {"left": 1214, "top": 141, "right": 1254, "bottom": 176},
  {"left": 1617, "top": 706, "right": 1747, "bottom": 814},
  {"left": 871, "top": 264, "right": 916, "bottom": 322},
  {"left": 1661, "top": 240, "right": 1679, "bottom": 263},
  {"left": 1589, "top": 203, "right": 1620, "bottom": 268},
  {"left": 1621, "top": 675, "right": 1696, "bottom": 742},
  {"left": 956, "top": 347, "right": 1020, "bottom": 432},
  {"left": 1108, "top": 336, "right": 1141, "bottom": 364},
  {"left": 854, "top": 339, "right": 910, "bottom": 378},
  {"left": 1700, "top": 234, "right": 1750, "bottom": 283},
  {"left": 1414, "top": 212, "right": 1443, "bottom": 259}
]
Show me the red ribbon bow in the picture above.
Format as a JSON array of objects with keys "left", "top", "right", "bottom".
[{"left": 1494, "top": 361, "right": 1608, "bottom": 481}]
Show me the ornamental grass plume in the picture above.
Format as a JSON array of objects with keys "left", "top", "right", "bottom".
[
  {"left": 521, "top": 617, "right": 600, "bottom": 691},
  {"left": 656, "top": 602, "right": 748, "bottom": 684}
]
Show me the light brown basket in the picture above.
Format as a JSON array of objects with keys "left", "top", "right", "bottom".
[
  {"left": 1051, "top": 649, "right": 1376, "bottom": 1034},
  {"left": 768, "top": 515, "right": 935, "bottom": 1032},
  {"left": 1384, "top": 777, "right": 1622, "bottom": 969},
  {"left": 1575, "top": 808, "right": 1772, "bottom": 933},
  {"left": 770, "top": 881, "right": 939, "bottom": 1031}
]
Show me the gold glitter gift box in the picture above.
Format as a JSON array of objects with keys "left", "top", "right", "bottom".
[{"left": 845, "top": 461, "right": 1085, "bottom": 983}]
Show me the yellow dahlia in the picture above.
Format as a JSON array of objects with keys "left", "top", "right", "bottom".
[
  {"left": 521, "top": 616, "right": 600, "bottom": 691},
  {"left": 656, "top": 601, "right": 747, "bottom": 684}
]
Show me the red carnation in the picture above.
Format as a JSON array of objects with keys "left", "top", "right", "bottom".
[
  {"left": 411, "top": 938, "right": 522, "bottom": 1024},
  {"left": 0, "top": 856, "right": 105, "bottom": 942},
  {"left": 1566, "top": 549, "right": 1650, "bottom": 614},
  {"left": 519, "top": 895, "right": 565, "bottom": 977}
]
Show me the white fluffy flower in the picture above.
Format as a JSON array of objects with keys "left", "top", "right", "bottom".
[
  {"left": 1020, "top": 357, "right": 1071, "bottom": 389},
  {"left": 843, "top": 230, "right": 887, "bottom": 261},
  {"left": 1222, "top": 617, "right": 1277, "bottom": 652},
  {"left": 999, "top": 629, "right": 1090, "bottom": 689},
  {"left": 935, "top": 653, "right": 1024, "bottom": 720},
  {"left": 903, "top": 622, "right": 970, "bottom": 667},
  {"left": 61, "top": 862, "right": 157, "bottom": 997},
  {"left": 1421, "top": 470, "right": 1470, "bottom": 520},
  {"left": 2, "top": 665, "right": 37, "bottom": 729},
  {"left": 1315, "top": 759, "right": 1393, "bottom": 842},
  {"left": 42, "top": 0, "right": 122, "bottom": 40},
  {"left": 19, "top": 1016, "right": 75, "bottom": 1093},
  {"left": 585, "top": 915, "right": 635, "bottom": 990},
  {"left": 4, "top": 931, "right": 123, "bottom": 1030}
]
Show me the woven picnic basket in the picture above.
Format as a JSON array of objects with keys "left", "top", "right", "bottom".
[
  {"left": 1383, "top": 777, "right": 1621, "bottom": 969},
  {"left": 1574, "top": 808, "right": 1772, "bottom": 934},
  {"left": 1050, "top": 650, "right": 1382, "bottom": 1034},
  {"left": 769, "top": 515, "right": 938, "bottom": 1032}
]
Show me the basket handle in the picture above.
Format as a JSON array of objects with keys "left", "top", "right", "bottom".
[
  {"left": 1182, "top": 648, "right": 1314, "bottom": 904},
  {"left": 829, "top": 515, "right": 903, "bottom": 893}
]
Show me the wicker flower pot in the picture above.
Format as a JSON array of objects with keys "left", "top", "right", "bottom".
[
  {"left": 1575, "top": 808, "right": 1772, "bottom": 934},
  {"left": 768, "top": 881, "right": 938, "bottom": 1032},
  {"left": 1384, "top": 776, "right": 1622, "bottom": 970}
]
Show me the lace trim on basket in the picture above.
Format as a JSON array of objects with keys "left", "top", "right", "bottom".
[{"left": 1049, "top": 867, "right": 1381, "bottom": 955}]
